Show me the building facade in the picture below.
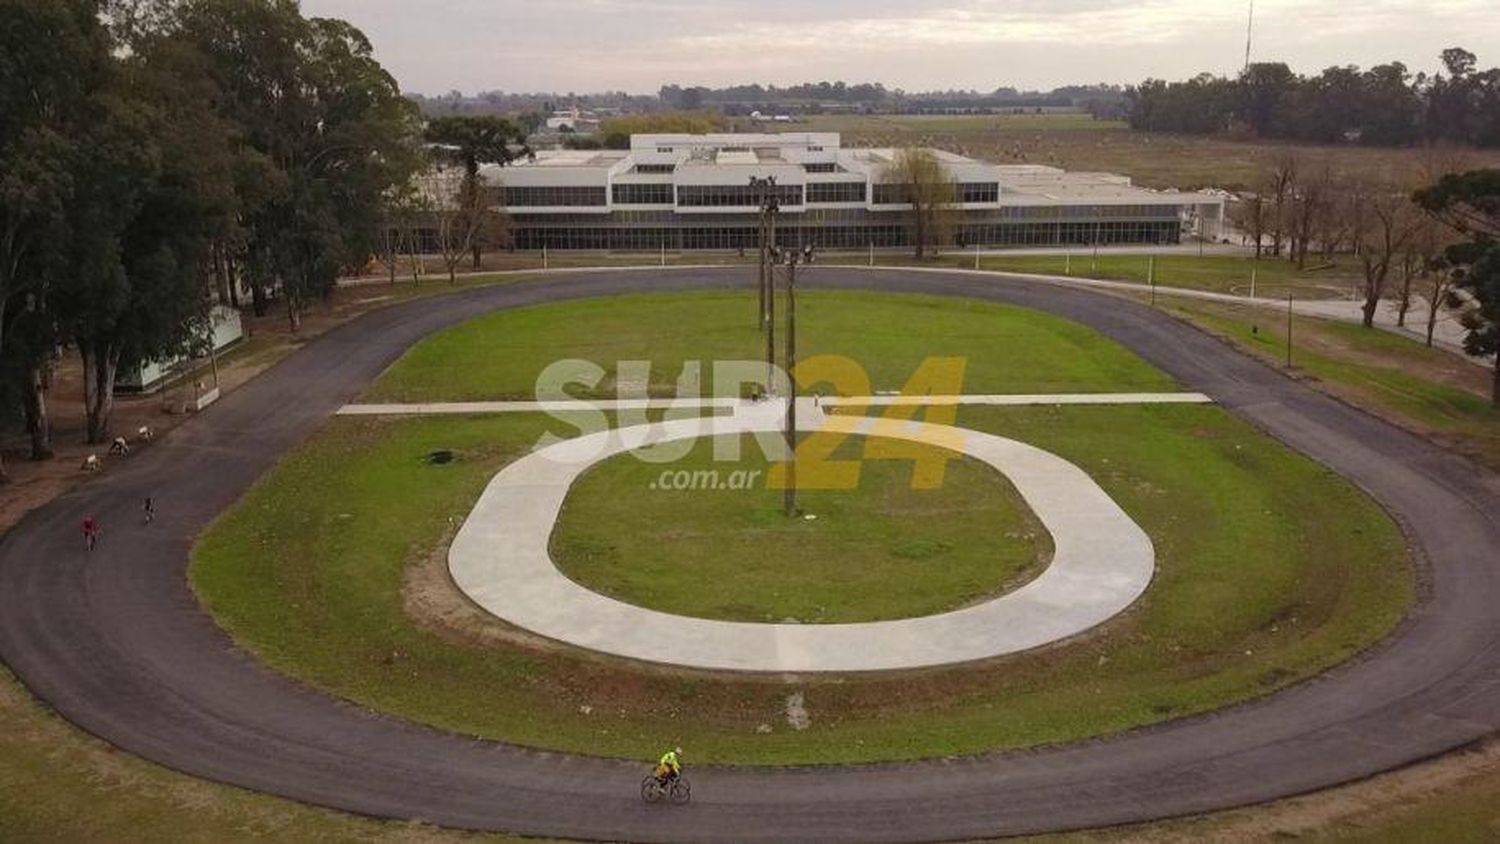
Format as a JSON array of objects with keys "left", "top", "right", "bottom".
[{"left": 485, "top": 133, "right": 1224, "bottom": 251}]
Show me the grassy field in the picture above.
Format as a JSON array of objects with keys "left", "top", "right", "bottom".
[
  {"left": 553, "top": 434, "right": 1048, "bottom": 623},
  {"left": 191, "top": 291, "right": 1411, "bottom": 765},
  {"left": 775, "top": 112, "right": 1125, "bottom": 134},
  {"left": 364, "top": 290, "right": 1176, "bottom": 402},
  {"left": 0, "top": 665, "right": 491, "bottom": 842},
  {"left": 786, "top": 113, "right": 1500, "bottom": 190},
  {"left": 1158, "top": 298, "right": 1500, "bottom": 469}
]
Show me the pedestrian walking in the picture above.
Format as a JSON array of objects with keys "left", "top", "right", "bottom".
[{"left": 143, "top": 496, "right": 155, "bottom": 525}]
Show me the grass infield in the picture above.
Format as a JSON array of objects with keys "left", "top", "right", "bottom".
[
  {"left": 363, "top": 290, "right": 1176, "bottom": 402},
  {"left": 192, "top": 292, "right": 1412, "bottom": 765},
  {"left": 552, "top": 433, "right": 1050, "bottom": 624}
]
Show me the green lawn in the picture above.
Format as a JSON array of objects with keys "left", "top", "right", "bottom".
[
  {"left": 553, "top": 434, "right": 1048, "bottom": 623},
  {"left": 192, "top": 399, "right": 1410, "bottom": 765},
  {"left": 364, "top": 290, "right": 1177, "bottom": 402}
]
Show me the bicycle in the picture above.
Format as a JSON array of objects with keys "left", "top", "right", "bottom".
[{"left": 640, "top": 772, "right": 691, "bottom": 805}]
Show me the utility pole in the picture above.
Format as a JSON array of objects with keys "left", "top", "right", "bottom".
[
  {"left": 757, "top": 206, "right": 767, "bottom": 327},
  {"left": 782, "top": 245, "right": 813, "bottom": 517},
  {"left": 751, "top": 175, "right": 779, "bottom": 331},
  {"left": 1244, "top": 0, "right": 1256, "bottom": 74},
  {"left": 752, "top": 176, "right": 781, "bottom": 391},
  {"left": 1286, "top": 291, "right": 1294, "bottom": 368}
]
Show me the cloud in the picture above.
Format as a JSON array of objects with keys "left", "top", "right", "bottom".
[{"left": 297, "top": 0, "right": 1500, "bottom": 94}]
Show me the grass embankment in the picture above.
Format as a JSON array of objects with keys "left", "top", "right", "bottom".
[
  {"left": 1162, "top": 298, "right": 1500, "bottom": 469},
  {"left": 363, "top": 289, "right": 1176, "bottom": 402},
  {"left": 553, "top": 434, "right": 1048, "bottom": 623},
  {"left": 193, "top": 292, "right": 1411, "bottom": 764}
]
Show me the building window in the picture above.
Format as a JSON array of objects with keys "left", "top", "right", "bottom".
[
  {"left": 803, "top": 163, "right": 839, "bottom": 173},
  {"left": 635, "top": 163, "right": 676, "bottom": 174},
  {"left": 502, "top": 186, "right": 608, "bottom": 207},
  {"left": 806, "top": 182, "right": 866, "bottom": 203},
  {"left": 612, "top": 183, "right": 674, "bottom": 204},
  {"left": 677, "top": 184, "right": 802, "bottom": 207},
  {"left": 872, "top": 183, "right": 910, "bottom": 204},
  {"left": 656, "top": 146, "right": 674, "bottom": 153},
  {"left": 959, "top": 182, "right": 999, "bottom": 203}
]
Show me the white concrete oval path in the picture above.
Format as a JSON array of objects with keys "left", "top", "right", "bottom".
[{"left": 450, "top": 398, "right": 1154, "bottom": 672}]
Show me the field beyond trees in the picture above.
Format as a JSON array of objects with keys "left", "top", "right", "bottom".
[{"left": 788, "top": 113, "right": 1500, "bottom": 191}]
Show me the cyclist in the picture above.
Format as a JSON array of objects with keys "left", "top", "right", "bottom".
[
  {"left": 655, "top": 747, "right": 683, "bottom": 784},
  {"left": 82, "top": 516, "right": 99, "bottom": 552}
]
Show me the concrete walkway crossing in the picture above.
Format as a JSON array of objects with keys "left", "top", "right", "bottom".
[
  {"left": 338, "top": 392, "right": 1212, "bottom": 416},
  {"left": 447, "top": 398, "right": 1155, "bottom": 672}
]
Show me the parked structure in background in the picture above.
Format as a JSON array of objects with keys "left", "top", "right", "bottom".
[
  {"left": 114, "top": 305, "right": 244, "bottom": 394},
  {"left": 544, "top": 106, "right": 601, "bottom": 134},
  {"left": 477, "top": 133, "right": 1224, "bottom": 250}
]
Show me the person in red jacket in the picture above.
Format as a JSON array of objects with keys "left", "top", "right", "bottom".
[{"left": 82, "top": 516, "right": 99, "bottom": 552}]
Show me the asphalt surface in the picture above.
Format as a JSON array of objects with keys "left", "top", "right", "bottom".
[{"left": 1, "top": 267, "right": 1498, "bottom": 842}]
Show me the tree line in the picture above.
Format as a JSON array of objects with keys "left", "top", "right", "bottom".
[
  {"left": 1228, "top": 149, "right": 1500, "bottom": 401},
  {"left": 0, "top": 0, "right": 422, "bottom": 482},
  {"left": 1128, "top": 49, "right": 1500, "bottom": 148},
  {"left": 657, "top": 81, "right": 1128, "bottom": 117}
]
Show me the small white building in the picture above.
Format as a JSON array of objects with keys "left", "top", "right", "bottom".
[{"left": 115, "top": 304, "right": 244, "bottom": 394}]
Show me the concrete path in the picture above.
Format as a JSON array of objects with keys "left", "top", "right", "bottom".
[
  {"left": 338, "top": 392, "right": 1212, "bottom": 416},
  {"left": 448, "top": 399, "right": 1155, "bottom": 672}
]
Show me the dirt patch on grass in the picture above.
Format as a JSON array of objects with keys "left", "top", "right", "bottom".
[{"left": 402, "top": 530, "right": 565, "bottom": 655}]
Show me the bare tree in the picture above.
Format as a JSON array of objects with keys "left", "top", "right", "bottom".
[
  {"left": 1425, "top": 268, "right": 1459, "bottom": 347},
  {"left": 1230, "top": 191, "right": 1267, "bottom": 257},
  {"left": 1288, "top": 159, "right": 1333, "bottom": 269},
  {"left": 426, "top": 167, "right": 471, "bottom": 284},
  {"left": 1396, "top": 213, "right": 1446, "bottom": 328},
  {"left": 1399, "top": 147, "right": 1472, "bottom": 329},
  {"left": 1266, "top": 151, "right": 1299, "bottom": 258},
  {"left": 378, "top": 182, "right": 419, "bottom": 285},
  {"left": 883, "top": 148, "right": 957, "bottom": 259},
  {"left": 1347, "top": 173, "right": 1425, "bottom": 328}
]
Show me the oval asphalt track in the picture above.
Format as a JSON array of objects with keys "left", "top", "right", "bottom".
[{"left": 1, "top": 267, "right": 1498, "bottom": 842}]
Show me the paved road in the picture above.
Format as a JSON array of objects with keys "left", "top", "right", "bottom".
[{"left": 2, "top": 268, "right": 1498, "bottom": 842}]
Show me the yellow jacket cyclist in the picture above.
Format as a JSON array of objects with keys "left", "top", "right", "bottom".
[{"left": 657, "top": 747, "right": 683, "bottom": 781}]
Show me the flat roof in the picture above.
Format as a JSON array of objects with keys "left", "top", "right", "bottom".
[{"left": 493, "top": 133, "right": 1222, "bottom": 206}]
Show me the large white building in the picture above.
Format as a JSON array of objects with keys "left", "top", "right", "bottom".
[{"left": 482, "top": 133, "right": 1224, "bottom": 251}]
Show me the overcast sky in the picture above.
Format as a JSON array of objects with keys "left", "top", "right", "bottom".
[{"left": 298, "top": 0, "right": 1500, "bottom": 96}]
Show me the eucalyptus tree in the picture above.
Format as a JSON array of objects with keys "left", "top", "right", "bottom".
[
  {"left": 0, "top": 0, "right": 114, "bottom": 472},
  {"left": 167, "top": 0, "right": 422, "bottom": 328}
]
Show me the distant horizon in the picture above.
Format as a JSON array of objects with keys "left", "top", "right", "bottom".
[{"left": 299, "top": 0, "right": 1498, "bottom": 99}]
